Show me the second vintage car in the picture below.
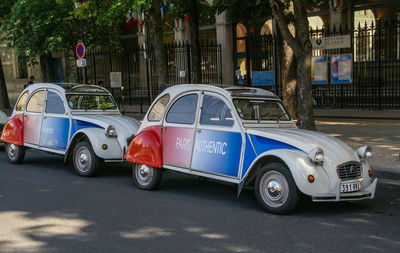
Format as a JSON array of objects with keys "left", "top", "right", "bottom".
[
  {"left": 1, "top": 83, "right": 140, "bottom": 176},
  {"left": 125, "top": 84, "right": 377, "bottom": 214}
]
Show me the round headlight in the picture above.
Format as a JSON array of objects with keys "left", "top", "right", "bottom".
[
  {"left": 106, "top": 125, "right": 116, "bottom": 137},
  {"left": 357, "top": 145, "right": 372, "bottom": 160},
  {"left": 309, "top": 147, "right": 324, "bottom": 165}
]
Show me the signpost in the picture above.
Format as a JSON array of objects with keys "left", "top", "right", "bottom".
[{"left": 76, "top": 43, "right": 85, "bottom": 59}]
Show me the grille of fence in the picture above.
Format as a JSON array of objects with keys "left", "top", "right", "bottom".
[
  {"left": 85, "top": 41, "right": 222, "bottom": 108},
  {"left": 309, "top": 20, "right": 400, "bottom": 109}
]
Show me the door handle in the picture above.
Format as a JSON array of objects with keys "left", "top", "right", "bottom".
[{"left": 197, "top": 129, "right": 201, "bottom": 133}]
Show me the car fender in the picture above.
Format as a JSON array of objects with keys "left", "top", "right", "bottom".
[
  {"left": 245, "top": 149, "right": 332, "bottom": 196},
  {"left": 0, "top": 115, "right": 23, "bottom": 145},
  {"left": 125, "top": 126, "right": 162, "bottom": 168},
  {"left": 66, "top": 128, "right": 123, "bottom": 161}
]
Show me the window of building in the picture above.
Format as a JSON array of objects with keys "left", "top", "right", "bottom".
[{"left": 354, "top": 9, "right": 376, "bottom": 61}]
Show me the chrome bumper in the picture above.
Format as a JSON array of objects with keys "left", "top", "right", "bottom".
[{"left": 312, "top": 178, "right": 378, "bottom": 202}]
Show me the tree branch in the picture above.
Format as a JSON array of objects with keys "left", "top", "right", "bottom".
[{"left": 269, "top": 0, "right": 298, "bottom": 51}]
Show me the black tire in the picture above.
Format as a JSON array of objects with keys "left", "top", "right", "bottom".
[
  {"left": 132, "top": 163, "right": 163, "bottom": 190},
  {"left": 5, "top": 143, "right": 25, "bottom": 164},
  {"left": 72, "top": 141, "right": 99, "bottom": 177},
  {"left": 255, "top": 162, "right": 300, "bottom": 214}
]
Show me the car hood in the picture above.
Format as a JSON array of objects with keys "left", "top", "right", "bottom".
[
  {"left": 73, "top": 115, "right": 140, "bottom": 138},
  {"left": 247, "top": 128, "right": 360, "bottom": 165}
]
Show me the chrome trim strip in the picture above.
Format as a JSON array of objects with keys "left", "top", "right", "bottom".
[{"left": 163, "top": 164, "right": 240, "bottom": 184}]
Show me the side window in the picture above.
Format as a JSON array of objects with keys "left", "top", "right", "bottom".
[
  {"left": 26, "top": 91, "right": 45, "bottom": 113},
  {"left": 45, "top": 91, "right": 65, "bottom": 114},
  {"left": 148, "top": 94, "right": 170, "bottom": 121},
  {"left": 200, "top": 95, "right": 234, "bottom": 127},
  {"left": 166, "top": 94, "right": 198, "bottom": 124},
  {"left": 15, "top": 91, "right": 29, "bottom": 111}
]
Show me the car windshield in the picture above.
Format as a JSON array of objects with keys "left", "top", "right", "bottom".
[
  {"left": 66, "top": 94, "right": 118, "bottom": 110},
  {"left": 233, "top": 98, "right": 290, "bottom": 121}
]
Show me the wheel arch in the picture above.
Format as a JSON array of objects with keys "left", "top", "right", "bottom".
[
  {"left": 0, "top": 115, "right": 23, "bottom": 146},
  {"left": 64, "top": 132, "right": 89, "bottom": 164},
  {"left": 125, "top": 126, "right": 163, "bottom": 168},
  {"left": 243, "top": 155, "right": 288, "bottom": 187}
]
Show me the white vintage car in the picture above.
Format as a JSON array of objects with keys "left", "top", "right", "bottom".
[
  {"left": 125, "top": 84, "right": 378, "bottom": 214},
  {"left": 1, "top": 83, "right": 140, "bottom": 176}
]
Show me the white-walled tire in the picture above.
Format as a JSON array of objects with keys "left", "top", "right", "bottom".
[
  {"left": 132, "top": 164, "right": 162, "bottom": 190},
  {"left": 5, "top": 143, "right": 25, "bottom": 164},
  {"left": 255, "top": 162, "right": 300, "bottom": 214},
  {"left": 72, "top": 141, "right": 99, "bottom": 177}
]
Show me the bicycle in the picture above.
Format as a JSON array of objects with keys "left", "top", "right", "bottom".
[{"left": 312, "top": 86, "right": 336, "bottom": 109}]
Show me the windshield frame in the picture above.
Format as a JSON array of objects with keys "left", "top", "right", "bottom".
[
  {"left": 231, "top": 97, "right": 292, "bottom": 122},
  {"left": 65, "top": 92, "right": 120, "bottom": 112}
]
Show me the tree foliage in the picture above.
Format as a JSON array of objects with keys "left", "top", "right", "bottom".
[{"left": 0, "top": 0, "right": 128, "bottom": 66}]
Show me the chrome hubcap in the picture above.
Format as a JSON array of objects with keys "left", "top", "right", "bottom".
[
  {"left": 260, "top": 171, "right": 289, "bottom": 208},
  {"left": 8, "top": 144, "right": 17, "bottom": 158},
  {"left": 267, "top": 180, "right": 282, "bottom": 199},
  {"left": 75, "top": 147, "right": 91, "bottom": 173},
  {"left": 136, "top": 164, "right": 153, "bottom": 186}
]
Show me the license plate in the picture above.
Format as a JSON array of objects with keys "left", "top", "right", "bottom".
[{"left": 341, "top": 182, "right": 361, "bottom": 193}]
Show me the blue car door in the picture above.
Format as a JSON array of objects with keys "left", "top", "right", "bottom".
[
  {"left": 40, "top": 90, "right": 70, "bottom": 151},
  {"left": 190, "top": 92, "right": 244, "bottom": 179}
]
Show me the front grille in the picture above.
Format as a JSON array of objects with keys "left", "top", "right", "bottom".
[{"left": 337, "top": 162, "right": 362, "bottom": 180}]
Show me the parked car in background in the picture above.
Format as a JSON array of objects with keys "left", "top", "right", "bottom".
[
  {"left": 0, "top": 109, "right": 8, "bottom": 139},
  {"left": 125, "top": 84, "right": 377, "bottom": 214},
  {"left": 1, "top": 83, "right": 140, "bottom": 176}
]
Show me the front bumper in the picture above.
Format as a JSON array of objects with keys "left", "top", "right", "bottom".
[{"left": 312, "top": 178, "right": 378, "bottom": 202}]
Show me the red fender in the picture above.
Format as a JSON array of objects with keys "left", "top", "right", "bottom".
[
  {"left": 125, "top": 126, "right": 163, "bottom": 168},
  {"left": 0, "top": 115, "right": 23, "bottom": 145}
]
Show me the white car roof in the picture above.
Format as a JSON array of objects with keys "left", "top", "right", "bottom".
[{"left": 158, "top": 84, "right": 279, "bottom": 100}]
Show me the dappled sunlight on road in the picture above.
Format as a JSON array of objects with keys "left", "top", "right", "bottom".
[
  {"left": 0, "top": 211, "right": 90, "bottom": 252},
  {"left": 119, "top": 227, "right": 172, "bottom": 239}
]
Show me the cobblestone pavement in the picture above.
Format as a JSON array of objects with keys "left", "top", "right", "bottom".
[{"left": 316, "top": 118, "right": 400, "bottom": 178}]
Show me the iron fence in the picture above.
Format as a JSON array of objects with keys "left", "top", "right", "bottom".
[
  {"left": 309, "top": 19, "right": 400, "bottom": 109},
  {"left": 85, "top": 41, "right": 222, "bottom": 107}
]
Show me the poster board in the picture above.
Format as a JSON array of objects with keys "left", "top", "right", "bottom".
[
  {"left": 252, "top": 71, "right": 275, "bottom": 86},
  {"left": 311, "top": 56, "right": 328, "bottom": 84},
  {"left": 110, "top": 72, "right": 122, "bottom": 88},
  {"left": 331, "top": 54, "right": 353, "bottom": 84}
]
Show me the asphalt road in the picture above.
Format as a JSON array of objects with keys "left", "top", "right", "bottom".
[{"left": 0, "top": 144, "right": 399, "bottom": 253}]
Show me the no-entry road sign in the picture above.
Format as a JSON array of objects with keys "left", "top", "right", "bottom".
[{"left": 76, "top": 43, "right": 85, "bottom": 59}]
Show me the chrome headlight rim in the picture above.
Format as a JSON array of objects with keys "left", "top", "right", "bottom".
[
  {"left": 105, "top": 125, "right": 117, "bottom": 137},
  {"left": 309, "top": 147, "right": 324, "bottom": 165},
  {"left": 357, "top": 145, "right": 372, "bottom": 160}
]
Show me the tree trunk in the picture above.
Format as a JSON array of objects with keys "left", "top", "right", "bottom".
[
  {"left": 270, "top": 0, "right": 316, "bottom": 130},
  {"left": 147, "top": 0, "right": 168, "bottom": 86},
  {"left": 40, "top": 54, "right": 54, "bottom": 82},
  {"left": 188, "top": 0, "right": 201, "bottom": 83},
  {"left": 0, "top": 58, "right": 10, "bottom": 109},
  {"left": 296, "top": 51, "right": 315, "bottom": 129},
  {"left": 277, "top": 29, "right": 298, "bottom": 119}
]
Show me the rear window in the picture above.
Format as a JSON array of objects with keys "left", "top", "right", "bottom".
[
  {"left": 148, "top": 94, "right": 170, "bottom": 121},
  {"left": 15, "top": 91, "right": 29, "bottom": 111}
]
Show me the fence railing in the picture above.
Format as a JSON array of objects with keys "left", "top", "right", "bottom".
[{"left": 85, "top": 41, "right": 222, "bottom": 108}]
